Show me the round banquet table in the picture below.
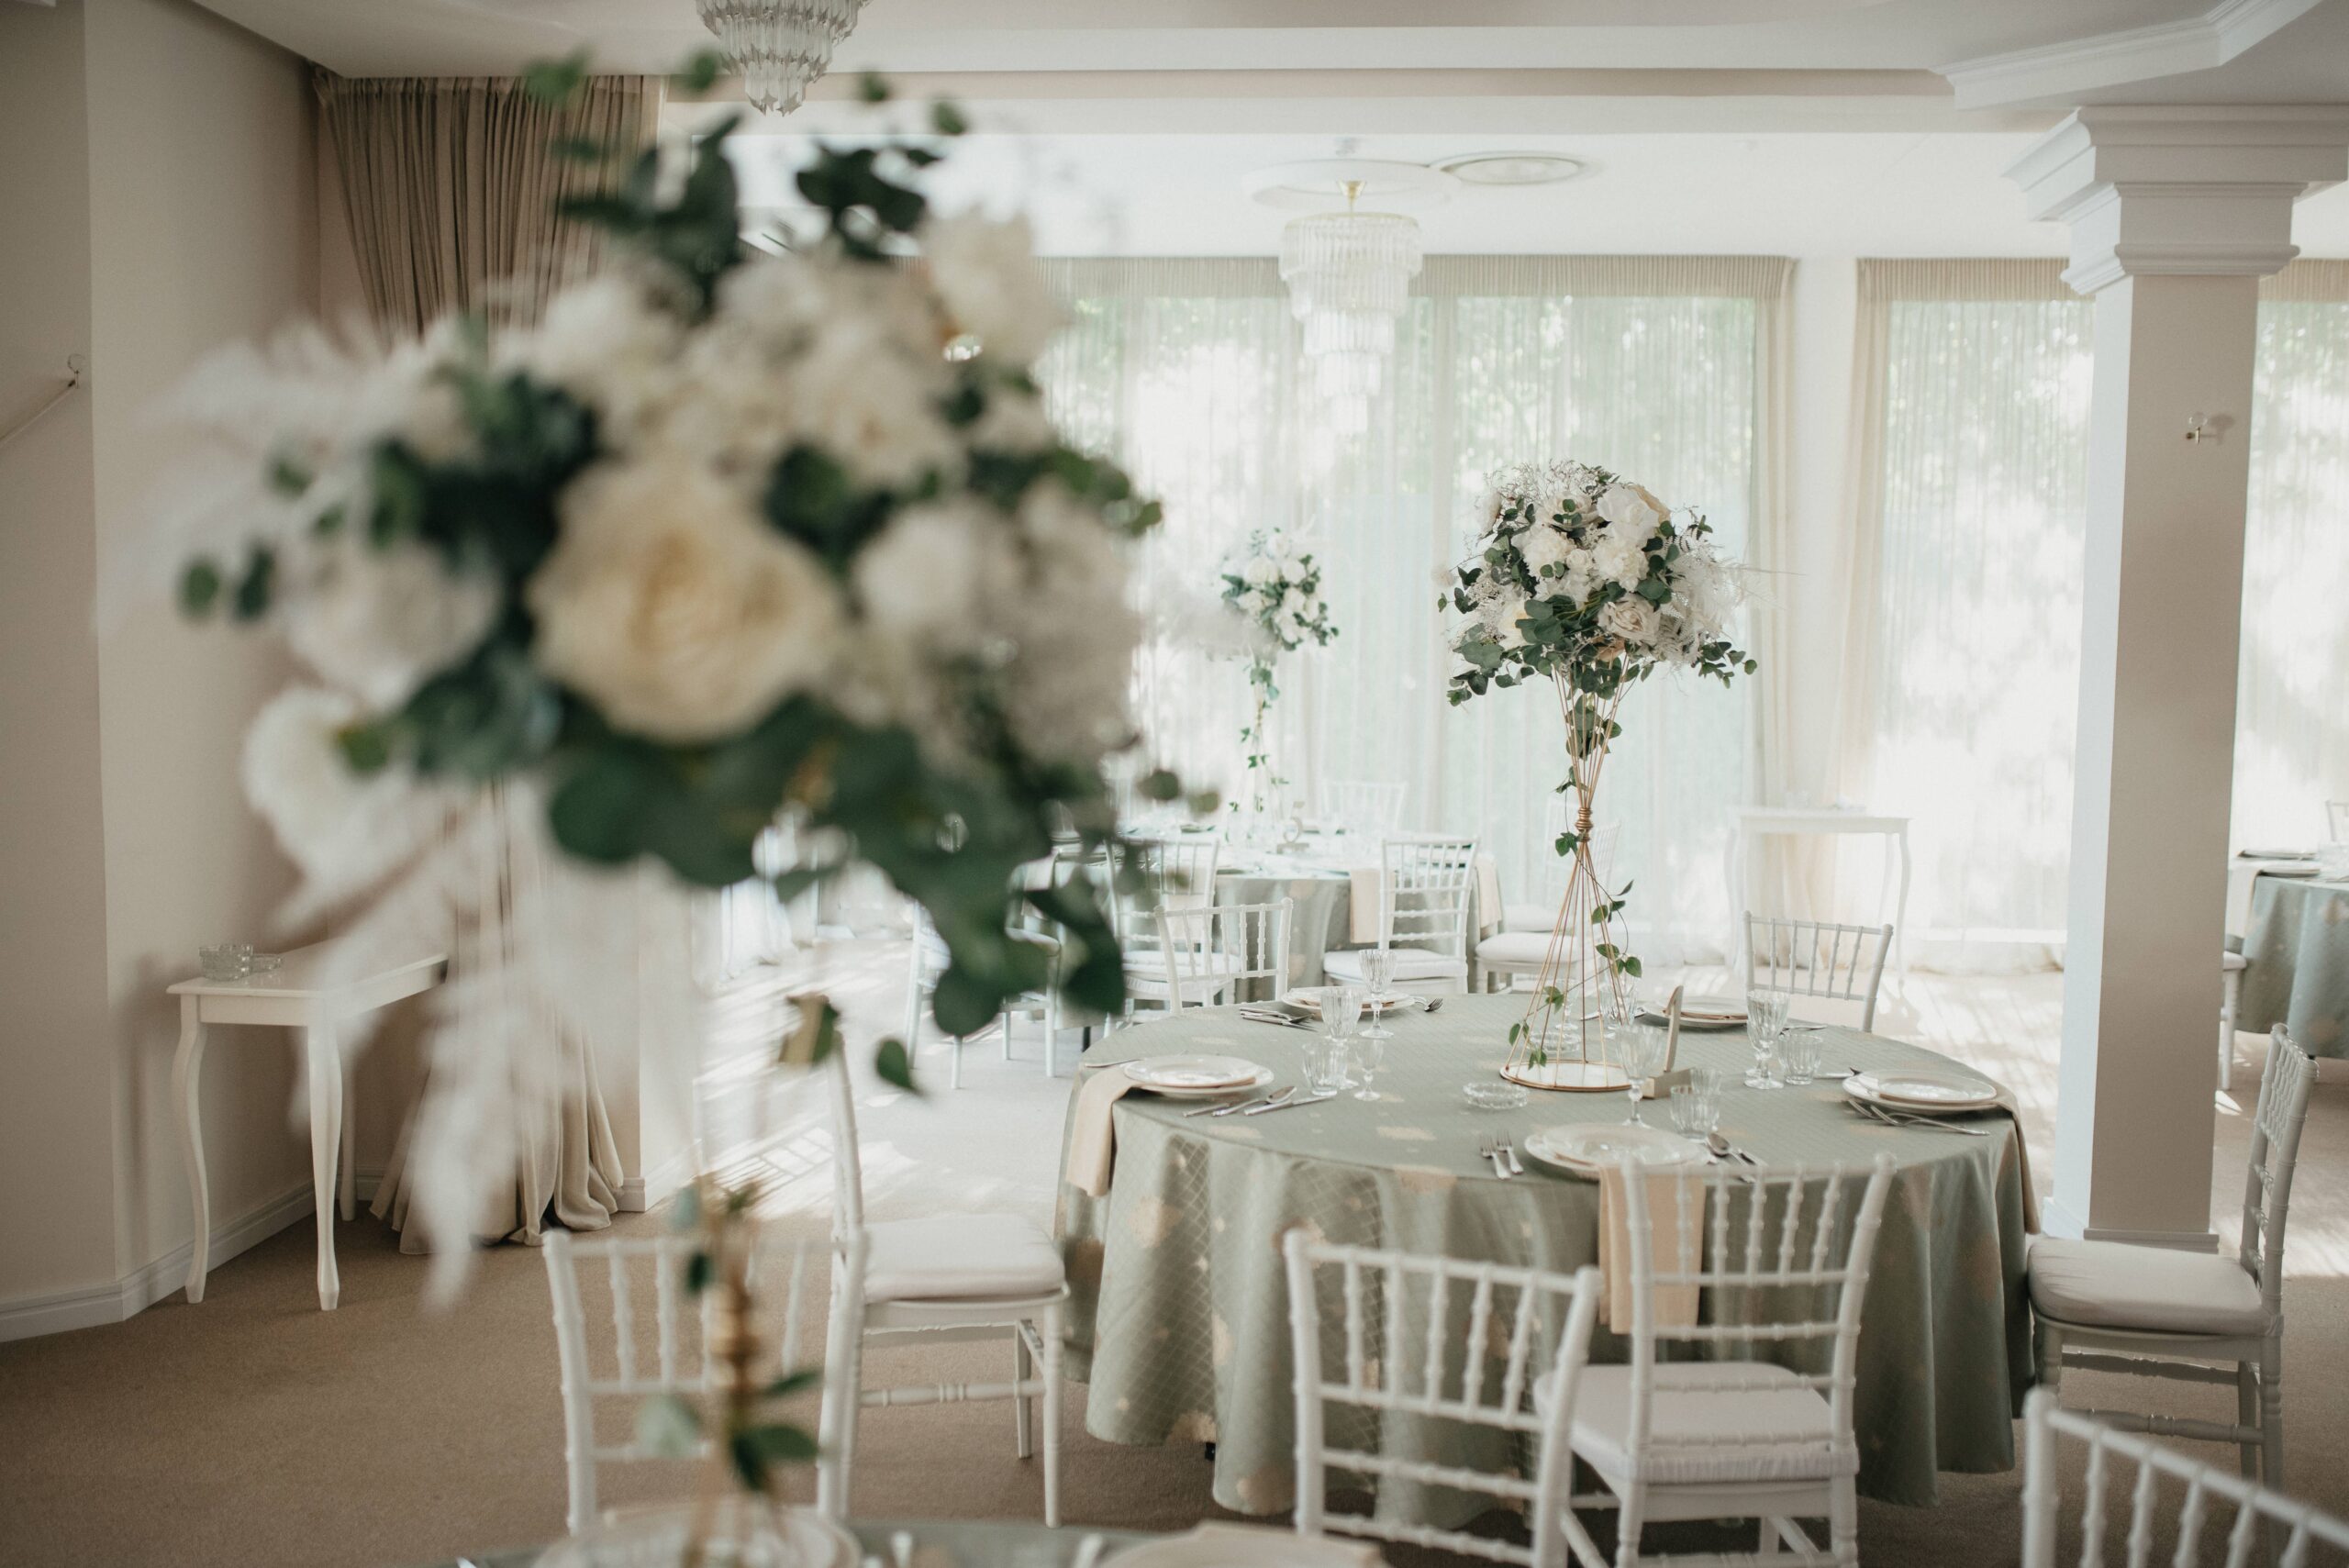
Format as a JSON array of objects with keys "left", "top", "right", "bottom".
[
  {"left": 2240, "top": 873, "right": 2349, "bottom": 1057},
  {"left": 1054, "top": 995, "right": 2032, "bottom": 1516}
]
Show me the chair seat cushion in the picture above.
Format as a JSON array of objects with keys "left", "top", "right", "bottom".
[
  {"left": 1535, "top": 1362, "right": 1851, "bottom": 1485},
  {"left": 2027, "top": 1236, "right": 2267, "bottom": 1337},
  {"left": 1475, "top": 931, "right": 1562, "bottom": 970},
  {"left": 1503, "top": 901, "right": 1557, "bottom": 934},
  {"left": 863, "top": 1213, "right": 1066, "bottom": 1303},
  {"left": 1326, "top": 947, "right": 1467, "bottom": 984}
]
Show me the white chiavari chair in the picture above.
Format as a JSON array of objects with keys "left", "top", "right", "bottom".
[
  {"left": 1153, "top": 898, "right": 1294, "bottom": 1010},
  {"left": 1116, "top": 837, "right": 1223, "bottom": 1023},
  {"left": 2221, "top": 948, "right": 2250, "bottom": 1092},
  {"left": 1319, "top": 778, "right": 1408, "bottom": 835},
  {"left": 1284, "top": 1230, "right": 1602, "bottom": 1568},
  {"left": 544, "top": 1227, "right": 864, "bottom": 1531},
  {"left": 1542, "top": 1155, "right": 1897, "bottom": 1568},
  {"left": 1327, "top": 834, "right": 1480, "bottom": 996},
  {"left": 2021, "top": 1387, "right": 2349, "bottom": 1568},
  {"left": 2031, "top": 1026, "right": 2317, "bottom": 1503},
  {"left": 2326, "top": 800, "right": 2349, "bottom": 843},
  {"left": 1742, "top": 915, "right": 1894, "bottom": 1033},
  {"left": 820, "top": 1051, "right": 1067, "bottom": 1524}
]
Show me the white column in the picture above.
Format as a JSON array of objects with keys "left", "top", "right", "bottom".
[{"left": 2008, "top": 107, "right": 2349, "bottom": 1247}]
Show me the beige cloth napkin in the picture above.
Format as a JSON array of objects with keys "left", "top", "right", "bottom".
[
  {"left": 1598, "top": 1165, "right": 1703, "bottom": 1334},
  {"left": 1475, "top": 851, "right": 1504, "bottom": 936},
  {"left": 1063, "top": 1063, "right": 1141, "bottom": 1198},
  {"left": 2227, "top": 861, "right": 2266, "bottom": 938},
  {"left": 1348, "top": 865, "right": 1384, "bottom": 938}
]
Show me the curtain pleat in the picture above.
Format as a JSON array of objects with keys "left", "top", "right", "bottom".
[
  {"left": 1037, "top": 255, "right": 1789, "bottom": 962},
  {"left": 315, "top": 72, "right": 662, "bottom": 332}
]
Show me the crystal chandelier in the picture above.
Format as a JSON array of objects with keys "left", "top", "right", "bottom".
[
  {"left": 696, "top": 0, "right": 868, "bottom": 117},
  {"left": 1279, "top": 182, "right": 1423, "bottom": 435}
]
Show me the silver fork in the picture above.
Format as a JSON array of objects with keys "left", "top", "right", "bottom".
[
  {"left": 1477, "top": 1137, "right": 1510, "bottom": 1178},
  {"left": 1503, "top": 1140, "right": 1524, "bottom": 1176}
]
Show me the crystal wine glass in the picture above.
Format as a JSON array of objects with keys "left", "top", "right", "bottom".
[
  {"left": 1358, "top": 948, "right": 1397, "bottom": 1040},
  {"left": 1745, "top": 993, "right": 1791, "bottom": 1090},
  {"left": 1314, "top": 984, "right": 1364, "bottom": 1094},
  {"left": 1618, "top": 1018, "right": 1670, "bottom": 1125}
]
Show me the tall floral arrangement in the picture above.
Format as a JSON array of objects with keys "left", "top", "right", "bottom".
[
  {"left": 134, "top": 77, "right": 1169, "bottom": 1263},
  {"left": 1219, "top": 528, "right": 1336, "bottom": 817},
  {"left": 1446, "top": 460, "right": 1753, "bottom": 1086}
]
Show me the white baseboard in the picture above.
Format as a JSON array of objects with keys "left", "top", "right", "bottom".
[
  {"left": 0, "top": 1182, "right": 317, "bottom": 1343},
  {"left": 618, "top": 1147, "right": 696, "bottom": 1214}
]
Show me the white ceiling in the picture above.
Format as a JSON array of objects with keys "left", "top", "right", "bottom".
[
  {"left": 722, "top": 128, "right": 2349, "bottom": 259},
  {"left": 192, "top": 0, "right": 2349, "bottom": 259}
]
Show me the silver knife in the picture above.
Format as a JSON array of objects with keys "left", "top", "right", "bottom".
[
  {"left": 1249, "top": 1090, "right": 1337, "bottom": 1115},
  {"left": 1216, "top": 1086, "right": 1292, "bottom": 1117}
]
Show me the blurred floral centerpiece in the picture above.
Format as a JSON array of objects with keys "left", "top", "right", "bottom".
[
  {"left": 1446, "top": 459, "right": 1753, "bottom": 1088},
  {"left": 1218, "top": 528, "right": 1336, "bottom": 821},
  {"left": 141, "top": 80, "right": 1167, "bottom": 1252}
]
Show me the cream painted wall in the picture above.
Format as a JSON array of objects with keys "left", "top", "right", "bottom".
[
  {"left": 0, "top": 0, "right": 325, "bottom": 1330},
  {"left": 83, "top": 0, "right": 319, "bottom": 1284},
  {"left": 0, "top": 0, "right": 122, "bottom": 1307}
]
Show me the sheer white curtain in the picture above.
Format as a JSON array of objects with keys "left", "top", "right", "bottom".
[
  {"left": 1037, "top": 256, "right": 1789, "bottom": 963},
  {"left": 2235, "top": 262, "right": 2349, "bottom": 849},
  {"left": 1841, "top": 261, "right": 2094, "bottom": 968}
]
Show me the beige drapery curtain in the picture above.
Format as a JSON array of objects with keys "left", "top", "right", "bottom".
[
  {"left": 1835, "top": 260, "right": 2089, "bottom": 968},
  {"left": 323, "top": 72, "right": 661, "bottom": 1249},
  {"left": 1038, "top": 254, "right": 1792, "bottom": 961},
  {"left": 315, "top": 72, "right": 662, "bottom": 332}
]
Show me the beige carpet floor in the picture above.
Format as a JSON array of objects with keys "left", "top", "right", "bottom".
[{"left": 6, "top": 949, "right": 2349, "bottom": 1567}]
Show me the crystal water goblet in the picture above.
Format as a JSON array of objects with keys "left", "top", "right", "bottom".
[
  {"left": 1617, "top": 1018, "right": 1671, "bottom": 1125},
  {"left": 1745, "top": 993, "right": 1791, "bottom": 1089},
  {"left": 1358, "top": 949, "right": 1397, "bottom": 1040}
]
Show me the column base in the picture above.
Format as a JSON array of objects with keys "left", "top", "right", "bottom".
[{"left": 2042, "top": 1195, "right": 2219, "bottom": 1252}]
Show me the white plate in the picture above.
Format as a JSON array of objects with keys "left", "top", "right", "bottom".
[
  {"left": 534, "top": 1504, "right": 857, "bottom": 1568},
  {"left": 1282, "top": 987, "right": 1416, "bottom": 1016},
  {"left": 2242, "top": 849, "right": 2317, "bottom": 862},
  {"left": 2260, "top": 862, "right": 2321, "bottom": 878},
  {"left": 1108, "top": 1527, "right": 1376, "bottom": 1568},
  {"left": 1640, "top": 992, "right": 1745, "bottom": 1030},
  {"left": 1124, "top": 1055, "right": 1275, "bottom": 1096},
  {"left": 1521, "top": 1122, "right": 1705, "bottom": 1176},
  {"left": 1843, "top": 1070, "right": 1999, "bottom": 1111}
]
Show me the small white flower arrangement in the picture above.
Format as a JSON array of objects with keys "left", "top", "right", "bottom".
[{"left": 1219, "top": 530, "right": 1337, "bottom": 811}]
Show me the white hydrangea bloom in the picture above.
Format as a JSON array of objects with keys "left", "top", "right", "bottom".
[
  {"left": 1589, "top": 532, "right": 1649, "bottom": 592},
  {"left": 285, "top": 539, "right": 502, "bottom": 711},
  {"left": 241, "top": 684, "right": 440, "bottom": 886},
  {"left": 790, "top": 320, "right": 962, "bottom": 491},
  {"left": 506, "top": 275, "right": 684, "bottom": 447},
  {"left": 1520, "top": 521, "right": 1576, "bottom": 579},
  {"left": 529, "top": 456, "right": 844, "bottom": 742},
  {"left": 852, "top": 500, "right": 1016, "bottom": 656},
  {"left": 997, "top": 483, "right": 1141, "bottom": 762},
  {"left": 921, "top": 211, "right": 1067, "bottom": 367}
]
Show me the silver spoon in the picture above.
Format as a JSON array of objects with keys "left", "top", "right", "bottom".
[{"left": 1705, "top": 1130, "right": 1760, "bottom": 1166}]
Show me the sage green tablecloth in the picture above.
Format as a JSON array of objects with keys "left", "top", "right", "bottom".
[
  {"left": 1214, "top": 866, "right": 1353, "bottom": 988},
  {"left": 1055, "top": 996, "right": 2032, "bottom": 1516},
  {"left": 2241, "top": 876, "right": 2349, "bottom": 1057}
]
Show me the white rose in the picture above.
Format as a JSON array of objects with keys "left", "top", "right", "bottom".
[
  {"left": 791, "top": 321, "right": 962, "bottom": 491},
  {"left": 1590, "top": 532, "right": 1649, "bottom": 592},
  {"left": 530, "top": 457, "right": 844, "bottom": 742},
  {"left": 1519, "top": 522, "right": 1575, "bottom": 577},
  {"left": 964, "top": 384, "right": 1058, "bottom": 453},
  {"left": 1244, "top": 557, "right": 1279, "bottom": 587},
  {"left": 1598, "top": 596, "right": 1660, "bottom": 647},
  {"left": 852, "top": 501, "right": 1013, "bottom": 656},
  {"left": 1478, "top": 592, "right": 1529, "bottom": 649},
  {"left": 1597, "top": 482, "right": 1669, "bottom": 537},
  {"left": 1275, "top": 611, "right": 1302, "bottom": 644},
  {"left": 285, "top": 539, "right": 501, "bottom": 711},
  {"left": 1282, "top": 587, "right": 1308, "bottom": 614},
  {"left": 1241, "top": 588, "right": 1269, "bottom": 615},
  {"left": 921, "top": 211, "right": 1067, "bottom": 367}
]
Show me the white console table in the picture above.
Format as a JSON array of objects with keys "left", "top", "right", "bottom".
[
  {"left": 1725, "top": 806, "right": 1912, "bottom": 980},
  {"left": 170, "top": 942, "right": 444, "bottom": 1310}
]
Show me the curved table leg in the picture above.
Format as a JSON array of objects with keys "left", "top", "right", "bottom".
[
  {"left": 173, "top": 997, "right": 210, "bottom": 1304},
  {"left": 306, "top": 1023, "right": 343, "bottom": 1310}
]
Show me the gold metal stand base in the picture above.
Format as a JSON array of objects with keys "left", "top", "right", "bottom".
[{"left": 1500, "top": 1060, "right": 1632, "bottom": 1093}]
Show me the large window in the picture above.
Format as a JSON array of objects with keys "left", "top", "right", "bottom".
[
  {"left": 1037, "top": 257, "right": 1787, "bottom": 962},
  {"left": 1850, "top": 259, "right": 2349, "bottom": 965}
]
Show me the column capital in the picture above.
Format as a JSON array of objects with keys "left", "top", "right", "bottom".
[{"left": 2006, "top": 105, "right": 2349, "bottom": 294}]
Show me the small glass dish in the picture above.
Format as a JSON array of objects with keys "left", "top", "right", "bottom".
[
  {"left": 1464, "top": 1081, "right": 1530, "bottom": 1112},
  {"left": 248, "top": 951, "right": 283, "bottom": 975},
  {"left": 197, "top": 943, "right": 252, "bottom": 983}
]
